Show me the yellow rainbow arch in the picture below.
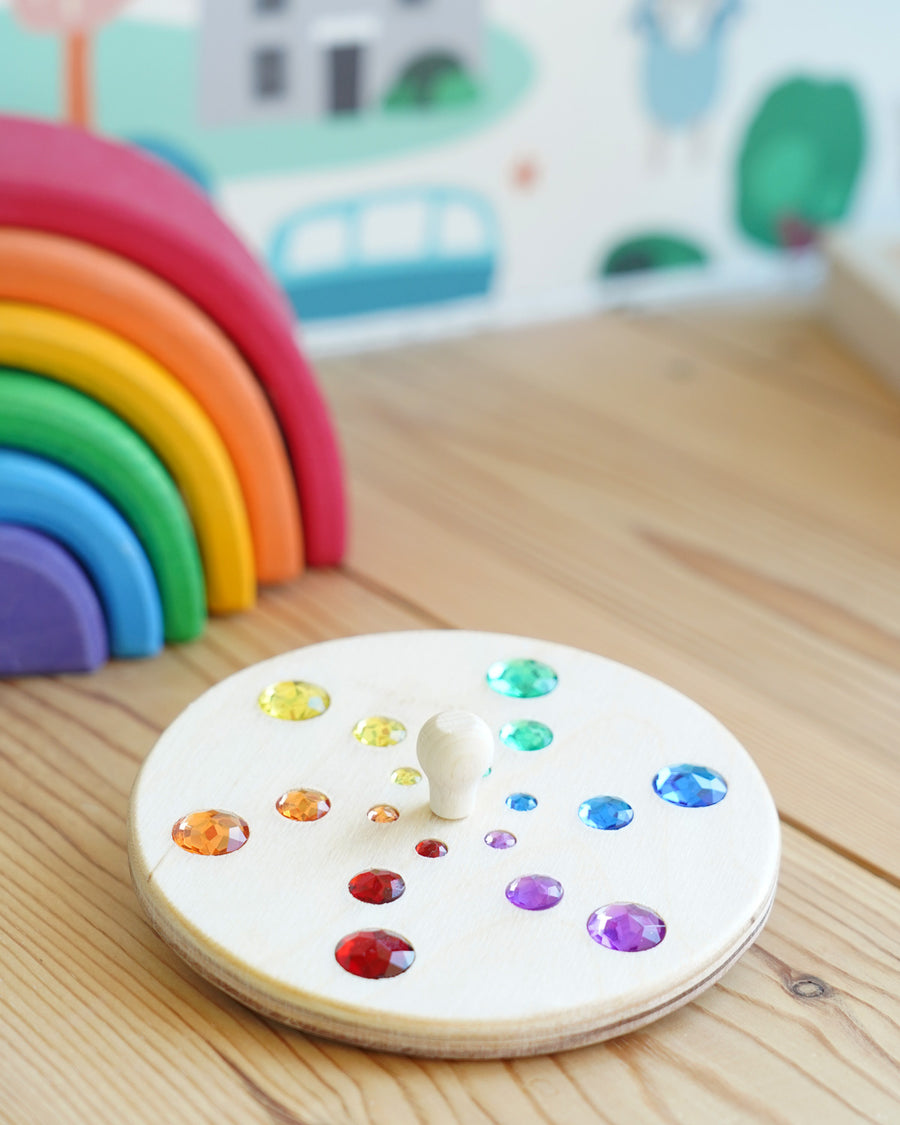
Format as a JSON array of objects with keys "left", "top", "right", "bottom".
[{"left": 0, "top": 303, "right": 256, "bottom": 614}]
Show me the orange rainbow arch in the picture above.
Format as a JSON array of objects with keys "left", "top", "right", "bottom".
[{"left": 0, "top": 229, "right": 303, "bottom": 584}]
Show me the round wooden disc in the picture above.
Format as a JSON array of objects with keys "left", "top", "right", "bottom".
[{"left": 128, "top": 631, "right": 780, "bottom": 1058}]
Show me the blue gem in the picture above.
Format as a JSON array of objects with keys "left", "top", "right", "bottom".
[
  {"left": 578, "top": 796, "right": 634, "bottom": 830},
  {"left": 506, "top": 792, "right": 538, "bottom": 812},
  {"left": 653, "top": 764, "right": 727, "bottom": 807}
]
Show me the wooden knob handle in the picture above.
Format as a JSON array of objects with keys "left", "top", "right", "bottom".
[{"left": 416, "top": 711, "right": 494, "bottom": 820}]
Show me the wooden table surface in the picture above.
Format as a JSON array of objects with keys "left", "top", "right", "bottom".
[{"left": 1, "top": 309, "right": 898, "bottom": 1124}]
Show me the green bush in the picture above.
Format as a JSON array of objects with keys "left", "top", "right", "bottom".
[
  {"left": 602, "top": 234, "right": 708, "bottom": 277},
  {"left": 385, "top": 55, "right": 479, "bottom": 110}
]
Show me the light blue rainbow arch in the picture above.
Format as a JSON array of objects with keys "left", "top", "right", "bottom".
[{"left": 0, "top": 451, "right": 163, "bottom": 658}]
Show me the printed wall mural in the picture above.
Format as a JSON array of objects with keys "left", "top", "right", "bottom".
[
  {"left": 632, "top": 0, "right": 741, "bottom": 143},
  {"left": 10, "top": 0, "right": 127, "bottom": 126},
  {"left": 0, "top": 1, "right": 895, "bottom": 347},
  {"left": 270, "top": 186, "right": 498, "bottom": 320},
  {"left": 737, "top": 76, "right": 866, "bottom": 250},
  {"left": 602, "top": 233, "right": 708, "bottom": 276},
  {"left": 199, "top": 0, "right": 484, "bottom": 124}
]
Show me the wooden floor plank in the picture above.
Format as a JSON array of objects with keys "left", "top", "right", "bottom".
[
  {"left": 322, "top": 329, "right": 900, "bottom": 876},
  {"left": 2, "top": 313, "right": 899, "bottom": 1123},
  {"left": 658, "top": 306, "right": 900, "bottom": 424},
  {"left": 1, "top": 647, "right": 897, "bottom": 1125}
]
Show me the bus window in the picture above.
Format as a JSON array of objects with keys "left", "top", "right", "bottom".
[
  {"left": 359, "top": 198, "right": 429, "bottom": 262},
  {"left": 439, "top": 201, "right": 489, "bottom": 258},
  {"left": 281, "top": 215, "right": 349, "bottom": 274}
]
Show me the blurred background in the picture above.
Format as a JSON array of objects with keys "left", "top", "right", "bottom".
[{"left": 1, "top": 0, "right": 892, "bottom": 355}]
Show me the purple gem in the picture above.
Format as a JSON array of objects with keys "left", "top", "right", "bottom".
[
  {"left": 485, "top": 829, "right": 517, "bottom": 849},
  {"left": 587, "top": 903, "right": 666, "bottom": 952},
  {"left": 505, "top": 874, "right": 564, "bottom": 911}
]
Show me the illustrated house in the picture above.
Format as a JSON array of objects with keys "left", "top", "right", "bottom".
[{"left": 199, "top": 0, "right": 485, "bottom": 125}]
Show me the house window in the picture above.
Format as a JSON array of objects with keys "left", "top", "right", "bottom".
[
  {"left": 255, "top": 0, "right": 289, "bottom": 12},
  {"left": 254, "top": 47, "right": 288, "bottom": 98}
]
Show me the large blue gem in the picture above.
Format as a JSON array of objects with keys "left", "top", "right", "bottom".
[
  {"left": 653, "top": 764, "right": 727, "bottom": 807},
  {"left": 578, "top": 795, "right": 634, "bottom": 830}
]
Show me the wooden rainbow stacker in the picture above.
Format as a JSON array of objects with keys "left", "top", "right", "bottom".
[{"left": 0, "top": 115, "right": 345, "bottom": 676}]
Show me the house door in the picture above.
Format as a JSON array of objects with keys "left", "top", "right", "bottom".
[{"left": 329, "top": 46, "right": 363, "bottom": 113}]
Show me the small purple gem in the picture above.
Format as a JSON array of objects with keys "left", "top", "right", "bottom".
[
  {"left": 485, "top": 829, "right": 517, "bottom": 849},
  {"left": 505, "top": 874, "right": 563, "bottom": 911},
  {"left": 587, "top": 903, "right": 666, "bottom": 952}
]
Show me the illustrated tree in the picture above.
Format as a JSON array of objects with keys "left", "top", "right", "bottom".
[
  {"left": 737, "top": 77, "right": 865, "bottom": 249},
  {"left": 12, "top": 0, "right": 130, "bottom": 128}
]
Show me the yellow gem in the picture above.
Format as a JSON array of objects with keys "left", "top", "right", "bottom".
[
  {"left": 391, "top": 767, "right": 422, "bottom": 787},
  {"left": 353, "top": 715, "right": 406, "bottom": 747},
  {"left": 367, "top": 804, "right": 400, "bottom": 823},
  {"left": 258, "top": 680, "right": 330, "bottom": 721}
]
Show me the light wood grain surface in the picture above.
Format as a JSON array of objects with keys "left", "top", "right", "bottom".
[{"left": 2, "top": 308, "right": 899, "bottom": 1123}]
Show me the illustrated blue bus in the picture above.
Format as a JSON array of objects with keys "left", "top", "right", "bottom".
[{"left": 269, "top": 186, "right": 499, "bottom": 320}]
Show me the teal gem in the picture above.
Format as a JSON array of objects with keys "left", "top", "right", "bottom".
[
  {"left": 486, "top": 659, "right": 558, "bottom": 699},
  {"left": 499, "top": 719, "right": 553, "bottom": 752}
]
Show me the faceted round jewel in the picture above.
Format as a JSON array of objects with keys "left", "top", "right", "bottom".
[
  {"left": 258, "top": 680, "right": 330, "bottom": 721},
  {"left": 484, "top": 829, "right": 516, "bottom": 849},
  {"left": 486, "top": 658, "right": 558, "bottom": 699},
  {"left": 506, "top": 792, "right": 537, "bottom": 812},
  {"left": 367, "top": 804, "right": 400, "bottom": 823},
  {"left": 416, "top": 838, "right": 448, "bottom": 858},
  {"left": 499, "top": 719, "right": 553, "bottom": 752},
  {"left": 587, "top": 903, "right": 666, "bottom": 952},
  {"left": 172, "top": 810, "right": 249, "bottom": 856},
  {"left": 276, "top": 788, "right": 331, "bottom": 822},
  {"left": 334, "top": 929, "right": 415, "bottom": 979},
  {"left": 348, "top": 869, "right": 406, "bottom": 904},
  {"left": 653, "top": 764, "right": 727, "bottom": 808},
  {"left": 391, "top": 766, "right": 422, "bottom": 787},
  {"left": 353, "top": 715, "right": 407, "bottom": 747},
  {"left": 578, "top": 795, "right": 634, "bottom": 831},
  {"left": 505, "top": 874, "right": 564, "bottom": 911}
]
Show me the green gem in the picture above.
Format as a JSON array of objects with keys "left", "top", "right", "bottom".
[
  {"left": 486, "top": 659, "right": 558, "bottom": 699},
  {"left": 499, "top": 719, "right": 553, "bottom": 752}
]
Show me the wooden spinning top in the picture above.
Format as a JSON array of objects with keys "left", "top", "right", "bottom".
[{"left": 128, "top": 630, "right": 780, "bottom": 1058}]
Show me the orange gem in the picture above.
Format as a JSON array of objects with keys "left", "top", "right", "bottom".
[
  {"left": 276, "top": 788, "right": 331, "bottom": 822},
  {"left": 172, "top": 810, "right": 249, "bottom": 856},
  {"left": 367, "top": 804, "right": 400, "bottom": 823}
]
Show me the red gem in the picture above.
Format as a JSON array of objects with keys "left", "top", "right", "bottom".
[
  {"left": 415, "top": 839, "right": 448, "bottom": 858},
  {"left": 334, "top": 930, "right": 415, "bottom": 979},
  {"left": 348, "top": 868, "right": 405, "bottom": 904}
]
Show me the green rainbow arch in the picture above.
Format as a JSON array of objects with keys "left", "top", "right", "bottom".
[{"left": 0, "top": 371, "right": 205, "bottom": 643}]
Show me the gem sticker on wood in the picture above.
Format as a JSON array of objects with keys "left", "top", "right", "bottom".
[{"left": 129, "top": 630, "right": 780, "bottom": 1059}]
